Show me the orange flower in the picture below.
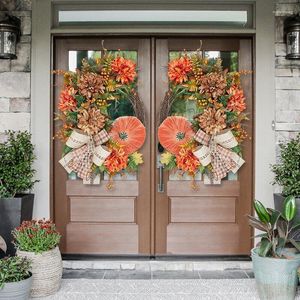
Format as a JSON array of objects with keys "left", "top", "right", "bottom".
[
  {"left": 111, "top": 56, "right": 137, "bottom": 84},
  {"left": 227, "top": 86, "right": 246, "bottom": 112},
  {"left": 168, "top": 56, "right": 192, "bottom": 84},
  {"left": 104, "top": 147, "right": 128, "bottom": 174},
  {"left": 176, "top": 146, "right": 200, "bottom": 175},
  {"left": 58, "top": 87, "right": 77, "bottom": 112}
]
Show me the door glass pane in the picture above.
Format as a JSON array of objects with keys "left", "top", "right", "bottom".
[
  {"left": 204, "top": 51, "right": 238, "bottom": 72},
  {"left": 59, "top": 10, "right": 248, "bottom": 26},
  {"left": 168, "top": 51, "right": 202, "bottom": 122}
]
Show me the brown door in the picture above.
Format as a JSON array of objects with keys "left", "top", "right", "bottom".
[
  {"left": 53, "top": 38, "right": 152, "bottom": 254},
  {"left": 155, "top": 38, "right": 253, "bottom": 255},
  {"left": 53, "top": 37, "right": 253, "bottom": 256}
]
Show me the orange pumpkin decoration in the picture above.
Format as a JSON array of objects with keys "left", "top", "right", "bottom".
[
  {"left": 109, "top": 116, "right": 146, "bottom": 155},
  {"left": 158, "top": 116, "right": 194, "bottom": 155}
]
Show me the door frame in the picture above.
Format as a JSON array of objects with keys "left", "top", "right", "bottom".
[{"left": 31, "top": 0, "right": 275, "bottom": 246}]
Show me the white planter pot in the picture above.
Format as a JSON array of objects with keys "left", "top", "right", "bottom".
[
  {"left": 17, "top": 246, "right": 62, "bottom": 298},
  {"left": 0, "top": 275, "right": 32, "bottom": 300}
]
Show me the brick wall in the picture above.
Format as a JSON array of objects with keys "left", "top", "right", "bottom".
[
  {"left": 0, "top": 0, "right": 31, "bottom": 141},
  {"left": 275, "top": 0, "right": 300, "bottom": 152}
]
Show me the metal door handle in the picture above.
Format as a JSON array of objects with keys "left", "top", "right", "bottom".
[
  {"left": 158, "top": 165, "right": 164, "bottom": 193},
  {"left": 157, "top": 165, "right": 164, "bottom": 193}
]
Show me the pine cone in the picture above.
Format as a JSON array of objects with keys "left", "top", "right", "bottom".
[
  {"left": 77, "top": 107, "right": 107, "bottom": 135},
  {"left": 77, "top": 73, "right": 105, "bottom": 99},
  {"left": 198, "top": 72, "right": 227, "bottom": 99},
  {"left": 197, "top": 107, "right": 226, "bottom": 135}
]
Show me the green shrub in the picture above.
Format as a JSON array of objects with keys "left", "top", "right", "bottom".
[
  {"left": 0, "top": 256, "right": 31, "bottom": 288},
  {"left": 0, "top": 131, "right": 37, "bottom": 198},
  {"left": 271, "top": 133, "right": 300, "bottom": 197}
]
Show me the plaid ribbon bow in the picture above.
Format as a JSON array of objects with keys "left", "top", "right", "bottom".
[
  {"left": 193, "top": 129, "right": 245, "bottom": 183},
  {"left": 59, "top": 129, "right": 110, "bottom": 181}
]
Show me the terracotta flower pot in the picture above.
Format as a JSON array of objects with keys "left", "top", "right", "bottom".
[{"left": 17, "top": 246, "right": 62, "bottom": 298}]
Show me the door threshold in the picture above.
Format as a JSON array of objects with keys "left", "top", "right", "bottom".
[
  {"left": 62, "top": 254, "right": 250, "bottom": 261},
  {"left": 63, "top": 256, "right": 251, "bottom": 272}
]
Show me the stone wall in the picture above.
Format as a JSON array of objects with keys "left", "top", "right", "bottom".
[
  {"left": 0, "top": 0, "right": 31, "bottom": 141},
  {"left": 0, "top": 1, "right": 298, "bottom": 149},
  {"left": 275, "top": 0, "right": 300, "bottom": 152}
]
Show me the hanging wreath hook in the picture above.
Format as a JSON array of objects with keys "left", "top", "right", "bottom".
[{"left": 196, "top": 40, "right": 203, "bottom": 56}]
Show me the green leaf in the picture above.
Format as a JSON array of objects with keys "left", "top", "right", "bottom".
[
  {"left": 268, "top": 209, "right": 281, "bottom": 229},
  {"left": 283, "top": 195, "right": 296, "bottom": 221},
  {"left": 254, "top": 200, "right": 271, "bottom": 224},
  {"left": 289, "top": 238, "right": 300, "bottom": 252},
  {"left": 247, "top": 215, "right": 269, "bottom": 232},
  {"left": 290, "top": 220, "right": 300, "bottom": 231},
  {"left": 259, "top": 238, "right": 272, "bottom": 257}
]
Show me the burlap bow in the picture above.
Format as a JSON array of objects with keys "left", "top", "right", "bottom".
[
  {"left": 59, "top": 129, "right": 111, "bottom": 184},
  {"left": 193, "top": 129, "right": 245, "bottom": 184}
]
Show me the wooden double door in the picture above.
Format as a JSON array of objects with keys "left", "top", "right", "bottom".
[{"left": 53, "top": 37, "right": 253, "bottom": 256}]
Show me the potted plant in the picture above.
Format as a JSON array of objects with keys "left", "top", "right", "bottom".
[
  {"left": 13, "top": 219, "right": 62, "bottom": 298},
  {"left": 248, "top": 196, "right": 300, "bottom": 300},
  {"left": 272, "top": 134, "right": 300, "bottom": 222},
  {"left": 0, "top": 256, "right": 32, "bottom": 300},
  {"left": 0, "top": 131, "right": 37, "bottom": 255}
]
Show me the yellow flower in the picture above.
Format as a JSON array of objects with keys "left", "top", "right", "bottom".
[
  {"left": 160, "top": 151, "right": 173, "bottom": 165},
  {"left": 131, "top": 152, "right": 143, "bottom": 165}
]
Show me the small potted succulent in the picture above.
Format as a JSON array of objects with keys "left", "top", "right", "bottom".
[
  {"left": 0, "top": 131, "right": 37, "bottom": 255},
  {"left": 13, "top": 219, "right": 62, "bottom": 298},
  {"left": 248, "top": 196, "right": 300, "bottom": 300},
  {"left": 0, "top": 256, "right": 32, "bottom": 300},
  {"left": 272, "top": 134, "right": 300, "bottom": 223}
]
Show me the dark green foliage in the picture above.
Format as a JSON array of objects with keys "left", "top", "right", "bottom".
[
  {"left": 248, "top": 197, "right": 300, "bottom": 258},
  {"left": 271, "top": 134, "right": 300, "bottom": 196},
  {"left": 0, "top": 131, "right": 37, "bottom": 198},
  {"left": 0, "top": 256, "right": 31, "bottom": 288}
]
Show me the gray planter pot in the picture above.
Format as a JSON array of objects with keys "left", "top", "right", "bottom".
[
  {"left": 252, "top": 248, "right": 300, "bottom": 300},
  {"left": 0, "top": 275, "right": 33, "bottom": 300},
  {"left": 0, "top": 194, "right": 34, "bottom": 256},
  {"left": 274, "top": 193, "right": 300, "bottom": 241}
]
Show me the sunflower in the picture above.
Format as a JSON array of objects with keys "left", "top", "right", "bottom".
[
  {"left": 111, "top": 56, "right": 137, "bottom": 84},
  {"left": 168, "top": 56, "right": 192, "bottom": 84}
]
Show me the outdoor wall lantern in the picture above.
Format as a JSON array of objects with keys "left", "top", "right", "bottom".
[
  {"left": 0, "top": 14, "right": 21, "bottom": 59},
  {"left": 285, "top": 14, "right": 300, "bottom": 60}
]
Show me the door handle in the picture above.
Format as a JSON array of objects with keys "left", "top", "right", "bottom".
[{"left": 158, "top": 164, "right": 164, "bottom": 193}]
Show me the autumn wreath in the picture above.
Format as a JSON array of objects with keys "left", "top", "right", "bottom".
[
  {"left": 158, "top": 53, "right": 249, "bottom": 184},
  {"left": 54, "top": 51, "right": 146, "bottom": 187}
]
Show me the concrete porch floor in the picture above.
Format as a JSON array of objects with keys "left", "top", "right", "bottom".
[{"left": 31, "top": 261, "right": 261, "bottom": 299}]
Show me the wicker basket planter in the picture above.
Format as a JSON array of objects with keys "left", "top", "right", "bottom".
[{"left": 17, "top": 246, "right": 62, "bottom": 298}]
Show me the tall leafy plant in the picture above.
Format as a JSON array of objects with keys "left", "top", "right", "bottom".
[
  {"left": 248, "top": 196, "right": 300, "bottom": 258},
  {"left": 0, "top": 131, "right": 37, "bottom": 198},
  {"left": 271, "top": 134, "right": 300, "bottom": 196}
]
